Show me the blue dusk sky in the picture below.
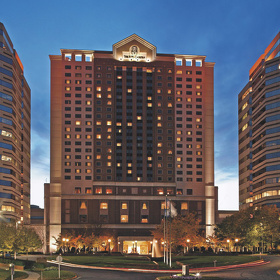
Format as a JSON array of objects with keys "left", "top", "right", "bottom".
[{"left": 1, "top": 0, "right": 279, "bottom": 210}]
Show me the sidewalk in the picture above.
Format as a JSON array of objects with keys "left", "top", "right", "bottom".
[{"left": 20, "top": 270, "right": 40, "bottom": 280}]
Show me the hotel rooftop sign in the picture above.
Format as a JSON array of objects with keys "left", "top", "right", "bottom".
[{"left": 113, "top": 34, "right": 156, "bottom": 62}]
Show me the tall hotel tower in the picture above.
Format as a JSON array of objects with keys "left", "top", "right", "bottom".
[
  {"left": 0, "top": 23, "right": 31, "bottom": 223},
  {"left": 239, "top": 32, "right": 280, "bottom": 209},
  {"left": 46, "top": 35, "right": 217, "bottom": 253}
]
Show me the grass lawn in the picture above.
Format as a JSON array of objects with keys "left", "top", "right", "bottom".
[
  {"left": 167, "top": 255, "right": 260, "bottom": 269},
  {"left": 49, "top": 254, "right": 260, "bottom": 270},
  {"left": 49, "top": 255, "right": 158, "bottom": 269},
  {"left": 42, "top": 268, "right": 76, "bottom": 279},
  {"left": 0, "top": 268, "right": 28, "bottom": 279}
]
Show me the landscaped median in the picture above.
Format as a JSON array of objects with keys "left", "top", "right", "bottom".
[{"left": 0, "top": 257, "right": 77, "bottom": 280}]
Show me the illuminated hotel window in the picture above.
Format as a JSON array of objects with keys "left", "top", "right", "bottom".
[
  {"left": 1, "top": 205, "right": 15, "bottom": 212},
  {"left": 86, "top": 101, "right": 92, "bottom": 105},
  {"left": 157, "top": 116, "right": 162, "bottom": 120},
  {"left": 65, "top": 155, "right": 71, "bottom": 159},
  {"left": 86, "top": 135, "right": 91, "bottom": 139},
  {"left": 187, "top": 98, "right": 192, "bottom": 102},
  {"left": 157, "top": 102, "right": 162, "bottom": 107},
  {"left": 176, "top": 131, "right": 182, "bottom": 134},
  {"left": 65, "top": 87, "right": 71, "bottom": 91},
  {"left": 177, "top": 157, "right": 182, "bottom": 162},
  {"left": 100, "top": 202, "right": 108, "bottom": 209},
  {"left": 177, "top": 189, "right": 183, "bottom": 195},
  {"left": 196, "top": 92, "right": 201, "bottom": 96},
  {"left": 137, "top": 116, "right": 142, "bottom": 120},
  {"left": 148, "top": 96, "right": 152, "bottom": 100},
  {"left": 107, "top": 162, "right": 111, "bottom": 167},
  {"left": 117, "top": 143, "right": 122, "bottom": 146},
  {"left": 75, "top": 135, "right": 81, "bottom": 139},
  {"left": 147, "top": 103, "right": 152, "bottom": 107},
  {"left": 158, "top": 163, "right": 162, "bottom": 167},
  {"left": 85, "top": 188, "right": 92, "bottom": 194},
  {"left": 65, "top": 134, "right": 71, "bottom": 139},
  {"left": 107, "top": 135, "right": 111, "bottom": 139},
  {"left": 117, "top": 163, "right": 121, "bottom": 167},
  {"left": 196, "top": 85, "right": 201, "bottom": 89},
  {"left": 97, "top": 93, "right": 101, "bottom": 98},
  {"left": 121, "top": 215, "right": 128, "bottom": 223},
  {"left": 148, "top": 157, "right": 152, "bottom": 161},
  {"left": 196, "top": 118, "right": 202, "bottom": 122},
  {"left": 86, "top": 162, "right": 92, "bottom": 167},
  {"left": 65, "top": 80, "right": 71, "bottom": 84},
  {"left": 96, "top": 87, "right": 101, "bottom": 91},
  {"left": 107, "top": 94, "right": 112, "bottom": 98},
  {"left": 181, "top": 202, "right": 188, "bottom": 210},
  {"left": 168, "top": 90, "right": 172, "bottom": 94},
  {"left": 157, "top": 188, "right": 164, "bottom": 195},
  {"left": 75, "top": 169, "right": 81, "bottom": 173},
  {"left": 157, "top": 143, "right": 162, "bottom": 147},
  {"left": 107, "top": 101, "right": 112, "bottom": 105},
  {"left": 75, "top": 121, "right": 81, "bottom": 125},
  {"left": 176, "top": 91, "right": 182, "bottom": 95},
  {"left": 95, "top": 187, "right": 102, "bottom": 194},
  {"left": 176, "top": 70, "right": 183, "bottom": 74},
  {"left": 107, "top": 148, "right": 112, "bottom": 153},
  {"left": 141, "top": 216, "right": 148, "bottom": 223},
  {"left": 86, "top": 87, "right": 92, "bottom": 92},
  {"left": 122, "top": 202, "right": 128, "bottom": 210},
  {"left": 157, "top": 123, "right": 162, "bottom": 127},
  {"left": 107, "top": 87, "right": 112, "bottom": 92},
  {"left": 86, "top": 169, "right": 91, "bottom": 173},
  {"left": 106, "top": 188, "right": 113, "bottom": 194},
  {"left": 96, "top": 155, "right": 101, "bottom": 159},
  {"left": 127, "top": 122, "right": 132, "bottom": 126},
  {"left": 74, "top": 187, "right": 81, "bottom": 194},
  {"left": 127, "top": 170, "right": 132, "bottom": 174},
  {"left": 116, "top": 122, "right": 122, "bottom": 126},
  {"left": 157, "top": 89, "right": 162, "bottom": 94},
  {"left": 96, "top": 134, "right": 101, "bottom": 139},
  {"left": 168, "top": 150, "right": 172, "bottom": 154},
  {"left": 127, "top": 89, "right": 132, "bottom": 93}
]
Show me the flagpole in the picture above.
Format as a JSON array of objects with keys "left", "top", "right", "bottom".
[
  {"left": 166, "top": 196, "right": 169, "bottom": 265},
  {"left": 163, "top": 195, "right": 166, "bottom": 263},
  {"left": 169, "top": 199, "right": 172, "bottom": 268}
]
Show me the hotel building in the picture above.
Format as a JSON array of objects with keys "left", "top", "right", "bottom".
[
  {"left": 0, "top": 22, "right": 31, "bottom": 223},
  {"left": 239, "top": 32, "right": 280, "bottom": 209},
  {"left": 45, "top": 34, "right": 217, "bottom": 253}
]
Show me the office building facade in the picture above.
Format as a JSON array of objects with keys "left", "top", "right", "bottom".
[
  {"left": 0, "top": 22, "right": 31, "bottom": 223},
  {"left": 45, "top": 34, "right": 217, "bottom": 253},
  {"left": 239, "top": 32, "right": 280, "bottom": 209}
]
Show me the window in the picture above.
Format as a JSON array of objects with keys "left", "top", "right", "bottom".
[
  {"left": 74, "top": 187, "right": 81, "bottom": 194},
  {"left": 122, "top": 202, "right": 128, "bottom": 210},
  {"left": 181, "top": 202, "right": 188, "bottom": 210},
  {"left": 106, "top": 188, "right": 113, "bottom": 194},
  {"left": 95, "top": 187, "right": 102, "bottom": 194},
  {"left": 121, "top": 215, "right": 128, "bottom": 223},
  {"left": 100, "top": 202, "right": 108, "bottom": 209},
  {"left": 85, "top": 188, "right": 92, "bottom": 194}
]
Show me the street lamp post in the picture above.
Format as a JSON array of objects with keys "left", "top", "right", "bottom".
[
  {"left": 235, "top": 239, "right": 239, "bottom": 252},
  {"left": 186, "top": 239, "right": 190, "bottom": 253},
  {"left": 108, "top": 239, "right": 111, "bottom": 255},
  {"left": 227, "top": 239, "right": 230, "bottom": 252}
]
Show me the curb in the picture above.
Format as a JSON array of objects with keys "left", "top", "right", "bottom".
[{"left": 47, "top": 259, "right": 270, "bottom": 274}]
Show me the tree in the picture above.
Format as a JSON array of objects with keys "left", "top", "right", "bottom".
[
  {"left": 215, "top": 205, "right": 280, "bottom": 251},
  {"left": 151, "top": 213, "right": 201, "bottom": 252}
]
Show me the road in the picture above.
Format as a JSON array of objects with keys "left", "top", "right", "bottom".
[
  {"left": 18, "top": 254, "right": 280, "bottom": 279},
  {"left": 202, "top": 255, "right": 280, "bottom": 280}
]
